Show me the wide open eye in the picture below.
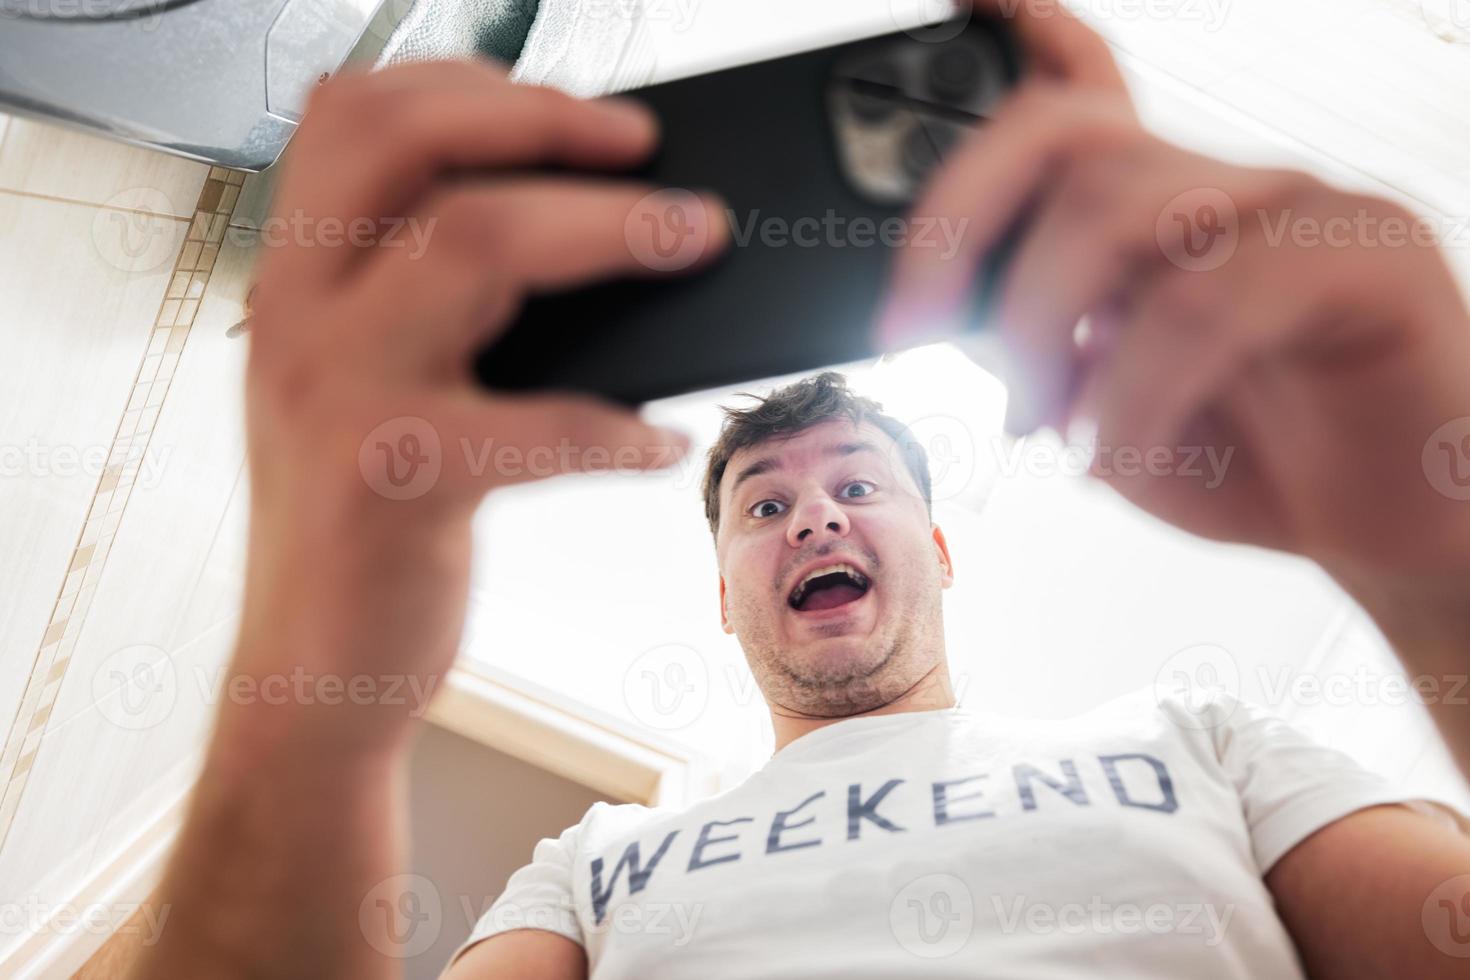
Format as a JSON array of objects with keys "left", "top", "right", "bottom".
[
  {"left": 839, "top": 480, "right": 876, "bottom": 499},
  {"left": 749, "top": 499, "right": 788, "bottom": 519}
]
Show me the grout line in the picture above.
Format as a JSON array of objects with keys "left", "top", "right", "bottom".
[
  {"left": 0, "top": 165, "right": 246, "bottom": 853},
  {"left": 0, "top": 185, "right": 196, "bottom": 222}
]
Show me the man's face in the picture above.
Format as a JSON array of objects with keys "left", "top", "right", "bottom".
[{"left": 715, "top": 418, "right": 954, "bottom": 718}]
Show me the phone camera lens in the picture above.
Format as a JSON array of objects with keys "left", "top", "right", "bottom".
[
  {"left": 926, "top": 44, "right": 983, "bottom": 104},
  {"left": 846, "top": 59, "right": 902, "bottom": 122},
  {"left": 901, "top": 120, "right": 960, "bottom": 181}
]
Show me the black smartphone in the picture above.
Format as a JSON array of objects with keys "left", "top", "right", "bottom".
[{"left": 475, "top": 16, "right": 1024, "bottom": 406}]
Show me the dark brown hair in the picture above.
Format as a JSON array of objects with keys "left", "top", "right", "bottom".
[{"left": 701, "top": 371, "right": 932, "bottom": 536}]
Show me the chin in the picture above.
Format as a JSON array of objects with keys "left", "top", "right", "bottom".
[{"left": 788, "top": 633, "right": 889, "bottom": 685}]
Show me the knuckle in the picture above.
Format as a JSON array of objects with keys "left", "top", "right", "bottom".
[{"left": 424, "top": 191, "right": 507, "bottom": 262}]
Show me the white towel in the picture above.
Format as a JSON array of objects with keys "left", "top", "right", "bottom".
[{"left": 378, "top": 0, "right": 659, "bottom": 97}]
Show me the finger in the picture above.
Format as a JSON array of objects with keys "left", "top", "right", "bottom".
[
  {"left": 349, "top": 180, "right": 729, "bottom": 364},
  {"left": 1081, "top": 226, "right": 1352, "bottom": 517},
  {"left": 436, "top": 389, "right": 692, "bottom": 494},
  {"left": 972, "top": 0, "right": 1132, "bottom": 98},
  {"left": 260, "top": 61, "right": 659, "bottom": 292},
  {"left": 878, "top": 86, "right": 1138, "bottom": 346},
  {"left": 1086, "top": 175, "right": 1346, "bottom": 464},
  {"left": 988, "top": 154, "right": 1174, "bottom": 433}
]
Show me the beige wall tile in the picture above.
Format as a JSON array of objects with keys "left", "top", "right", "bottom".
[
  {"left": 0, "top": 237, "right": 256, "bottom": 909},
  {"left": 0, "top": 118, "right": 206, "bottom": 219},
  {"left": 0, "top": 194, "right": 186, "bottom": 761}
]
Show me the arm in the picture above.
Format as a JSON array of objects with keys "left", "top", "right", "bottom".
[
  {"left": 1268, "top": 805, "right": 1470, "bottom": 977},
  {"left": 126, "top": 60, "right": 722, "bottom": 980},
  {"left": 891, "top": 0, "right": 1470, "bottom": 777},
  {"left": 443, "top": 931, "right": 586, "bottom": 980}
]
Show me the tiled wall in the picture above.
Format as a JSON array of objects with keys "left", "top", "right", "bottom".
[{"left": 0, "top": 112, "right": 260, "bottom": 971}]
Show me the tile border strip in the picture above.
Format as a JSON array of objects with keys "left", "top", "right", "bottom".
[{"left": 0, "top": 166, "right": 245, "bottom": 850}]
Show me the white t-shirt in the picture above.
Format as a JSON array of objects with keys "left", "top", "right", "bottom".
[{"left": 458, "top": 689, "right": 1453, "bottom": 977}]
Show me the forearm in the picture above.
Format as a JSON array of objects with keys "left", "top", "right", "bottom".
[
  {"left": 1344, "top": 572, "right": 1470, "bottom": 781},
  {"left": 126, "top": 663, "right": 412, "bottom": 980}
]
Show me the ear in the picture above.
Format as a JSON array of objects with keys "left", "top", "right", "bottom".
[
  {"left": 932, "top": 524, "right": 955, "bottom": 589},
  {"left": 719, "top": 575, "right": 735, "bottom": 634}
]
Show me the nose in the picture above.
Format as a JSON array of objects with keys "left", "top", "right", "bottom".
[{"left": 785, "top": 489, "right": 851, "bottom": 547}]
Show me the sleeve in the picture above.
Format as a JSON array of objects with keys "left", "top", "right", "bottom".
[
  {"left": 1165, "top": 691, "right": 1467, "bottom": 874},
  {"left": 449, "top": 821, "right": 585, "bottom": 966}
]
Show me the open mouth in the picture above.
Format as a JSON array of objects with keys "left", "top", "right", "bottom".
[{"left": 787, "top": 563, "right": 872, "bottom": 613}]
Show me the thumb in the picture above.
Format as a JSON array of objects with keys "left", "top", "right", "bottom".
[{"left": 441, "top": 391, "right": 693, "bottom": 493}]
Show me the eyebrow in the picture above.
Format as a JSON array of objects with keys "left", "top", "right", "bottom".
[{"left": 728, "top": 441, "right": 883, "bottom": 496}]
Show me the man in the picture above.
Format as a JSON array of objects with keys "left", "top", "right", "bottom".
[{"left": 128, "top": 2, "right": 1470, "bottom": 978}]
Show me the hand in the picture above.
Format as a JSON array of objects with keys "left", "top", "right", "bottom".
[
  {"left": 880, "top": 1, "right": 1470, "bottom": 622},
  {"left": 233, "top": 60, "right": 726, "bottom": 751}
]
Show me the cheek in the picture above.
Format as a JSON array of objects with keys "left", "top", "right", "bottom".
[{"left": 721, "top": 541, "right": 774, "bottom": 617}]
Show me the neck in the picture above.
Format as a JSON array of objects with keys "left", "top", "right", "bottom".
[{"left": 768, "top": 662, "right": 956, "bottom": 753}]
